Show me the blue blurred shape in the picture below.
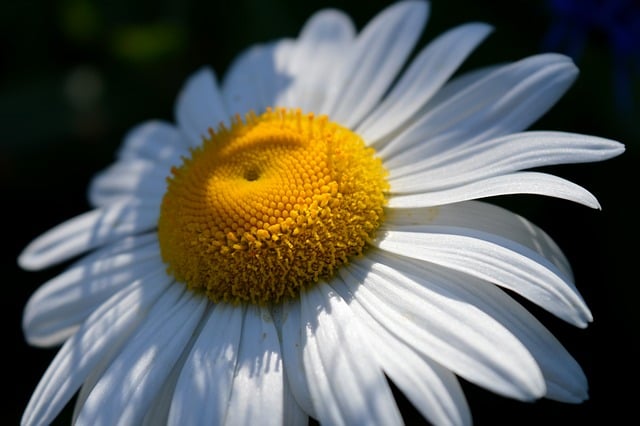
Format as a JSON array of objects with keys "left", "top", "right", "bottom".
[{"left": 544, "top": 0, "right": 640, "bottom": 113}]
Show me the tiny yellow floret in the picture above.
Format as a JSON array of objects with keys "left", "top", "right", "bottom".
[{"left": 158, "top": 108, "right": 388, "bottom": 304}]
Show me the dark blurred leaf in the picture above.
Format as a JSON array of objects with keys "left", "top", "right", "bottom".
[
  {"left": 111, "top": 21, "right": 186, "bottom": 63},
  {"left": 59, "top": 0, "right": 101, "bottom": 43}
]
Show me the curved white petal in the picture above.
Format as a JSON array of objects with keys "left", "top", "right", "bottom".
[
  {"left": 386, "top": 200, "right": 574, "bottom": 280},
  {"left": 22, "top": 270, "right": 172, "bottom": 426},
  {"left": 116, "top": 120, "right": 189, "bottom": 163},
  {"left": 373, "top": 226, "right": 592, "bottom": 326},
  {"left": 276, "top": 9, "right": 356, "bottom": 113},
  {"left": 88, "top": 159, "right": 170, "bottom": 207},
  {"left": 224, "top": 306, "right": 285, "bottom": 426},
  {"left": 76, "top": 287, "right": 207, "bottom": 425},
  {"left": 142, "top": 338, "right": 194, "bottom": 426},
  {"left": 168, "top": 303, "right": 244, "bottom": 425},
  {"left": 388, "top": 171, "right": 601, "bottom": 209},
  {"left": 323, "top": 1, "right": 429, "bottom": 128},
  {"left": 300, "top": 283, "right": 403, "bottom": 426},
  {"left": 379, "top": 54, "right": 578, "bottom": 163},
  {"left": 18, "top": 200, "right": 159, "bottom": 271},
  {"left": 72, "top": 353, "right": 107, "bottom": 424},
  {"left": 370, "top": 252, "right": 588, "bottom": 402},
  {"left": 281, "top": 365, "right": 308, "bottom": 426},
  {"left": 389, "top": 131, "right": 625, "bottom": 190},
  {"left": 346, "top": 255, "right": 546, "bottom": 401},
  {"left": 23, "top": 241, "right": 162, "bottom": 347},
  {"left": 501, "top": 319, "right": 588, "bottom": 402},
  {"left": 280, "top": 299, "right": 316, "bottom": 418},
  {"left": 359, "top": 22, "right": 493, "bottom": 143},
  {"left": 420, "top": 64, "right": 502, "bottom": 111},
  {"left": 330, "top": 276, "right": 471, "bottom": 426},
  {"left": 175, "top": 67, "right": 230, "bottom": 147},
  {"left": 62, "top": 231, "right": 157, "bottom": 264},
  {"left": 222, "top": 39, "right": 295, "bottom": 116},
  {"left": 222, "top": 44, "right": 270, "bottom": 116}
]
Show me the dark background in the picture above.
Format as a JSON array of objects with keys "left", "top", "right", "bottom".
[{"left": 2, "top": 0, "right": 638, "bottom": 424}]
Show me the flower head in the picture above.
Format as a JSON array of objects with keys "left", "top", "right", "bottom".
[{"left": 20, "top": 1, "right": 624, "bottom": 425}]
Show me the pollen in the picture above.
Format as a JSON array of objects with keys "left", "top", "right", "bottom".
[{"left": 157, "top": 108, "right": 388, "bottom": 304}]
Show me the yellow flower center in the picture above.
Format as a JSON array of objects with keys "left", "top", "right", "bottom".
[{"left": 158, "top": 108, "right": 388, "bottom": 304}]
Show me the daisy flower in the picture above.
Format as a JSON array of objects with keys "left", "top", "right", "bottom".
[{"left": 19, "top": 1, "right": 624, "bottom": 425}]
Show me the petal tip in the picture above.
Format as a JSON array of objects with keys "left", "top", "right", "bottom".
[{"left": 17, "top": 247, "right": 43, "bottom": 271}]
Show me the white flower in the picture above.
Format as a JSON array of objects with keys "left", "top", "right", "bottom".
[{"left": 19, "top": 1, "right": 624, "bottom": 425}]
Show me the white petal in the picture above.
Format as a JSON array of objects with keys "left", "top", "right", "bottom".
[
  {"left": 379, "top": 53, "right": 578, "bottom": 163},
  {"left": 222, "top": 39, "right": 295, "bottom": 115},
  {"left": 300, "top": 283, "right": 403, "bottom": 425},
  {"left": 142, "top": 302, "right": 210, "bottom": 426},
  {"left": 275, "top": 9, "right": 355, "bottom": 113},
  {"left": 359, "top": 22, "right": 493, "bottom": 143},
  {"left": 72, "top": 351, "right": 114, "bottom": 424},
  {"left": 23, "top": 240, "right": 162, "bottom": 347},
  {"left": 116, "top": 120, "right": 189, "bottom": 163},
  {"left": 367, "top": 252, "right": 588, "bottom": 402},
  {"left": 323, "top": 1, "right": 429, "bottom": 128},
  {"left": 330, "top": 276, "right": 471, "bottom": 426},
  {"left": 280, "top": 299, "right": 316, "bottom": 418},
  {"left": 22, "top": 270, "right": 172, "bottom": 426},
  {"left": 88, "top": 159, "right": 169, "bottom": 207},
  {"left": 66, "top": 232, "right": 157, "bottom": 263},
  {"left": 389, "top": 131, "right": 625, "bottom": 190},
  {"left": 76, "top": 286, "right": 207, "bottom": 425},
  {"left": 175, "top": 67, "right": 230, "bottom": 147},
  {"left": 142, "top": 344, "right": 191, "bottom": 426},
  {"left": 224, "top": 306, "right": 285, "bottom": 426},
  {"left": 422, "top": 64, "right": 503, "bottom": 111},
  {"left": 386, "top": 200, "right": 574, "bottom": 280},
  {"left": 222, "top": 44, "right": 268, "bottom": 116},
  {"left": 374, "top": 226, "right": 592, "bottom": 326},
  {"left": 388, "top": 171, "right": 601, "bottom": 209},
  {"left": 346, "top": 254, "right": 546, "bottom": 401},
  {"left": 281, "top": 367, "right": 308, "bottom": 426},
  {"left": 168, "top": 303, "right": 243, "bottom": 425},
  {"left": 18, "top": 199, "right": 159, "bottom": 270}
]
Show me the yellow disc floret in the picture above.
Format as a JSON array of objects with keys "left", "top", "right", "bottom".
[{"left": 158, "top": 107, "right": 388, "bottom": 304}]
